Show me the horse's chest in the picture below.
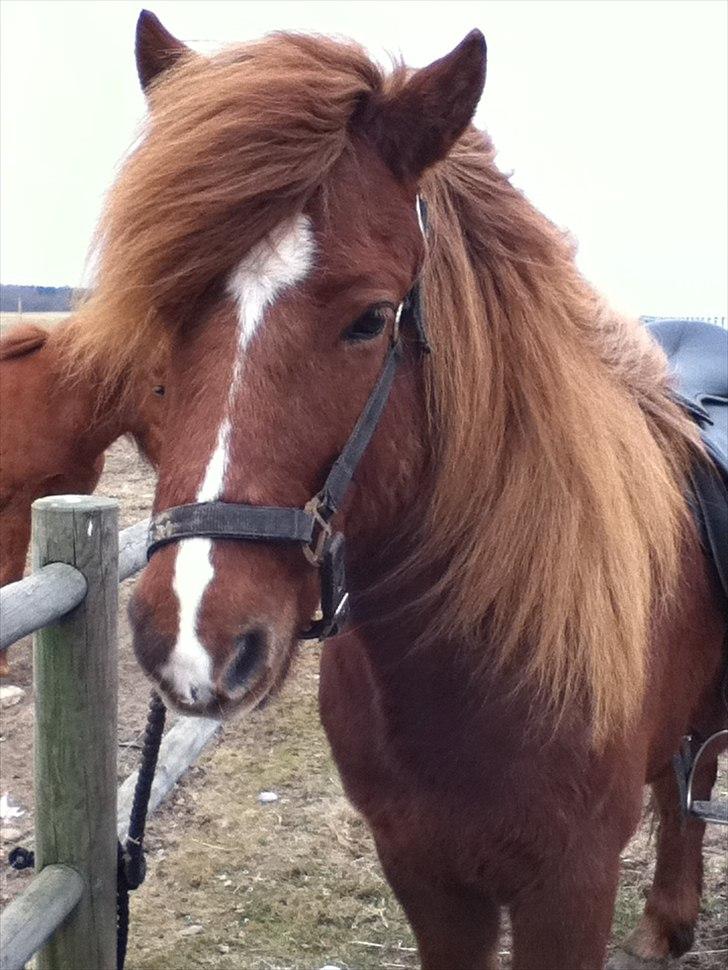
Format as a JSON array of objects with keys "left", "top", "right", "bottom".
[{"left": 318, "top": 637, "right": 563, "bottom": 882}]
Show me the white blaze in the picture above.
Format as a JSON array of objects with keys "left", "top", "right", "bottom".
[{"left": 162, "top": 215, "right": 315, "bottom": 702}]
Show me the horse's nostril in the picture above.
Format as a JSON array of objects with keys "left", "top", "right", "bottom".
[{"left": 224, "top": 629, "right": 267, "bottom": 693}]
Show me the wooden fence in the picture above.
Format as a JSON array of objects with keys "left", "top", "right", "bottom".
[{"left": 0, "top": 496, "right": 221, "bottom": 970}]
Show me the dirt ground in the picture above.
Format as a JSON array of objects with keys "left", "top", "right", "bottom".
[{"left": 0, "top": 439, "right": 726, "bottom": 969}]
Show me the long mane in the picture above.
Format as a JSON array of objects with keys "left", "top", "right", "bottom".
[
  {"left": 66, "top": 33, "right": 700, "bottom": 741},
  {"left": 65, "top": 34, "right": 391, "bottom": 382},
  {"left": 417, "top": 132, "right": 699, "bottom": 740}
]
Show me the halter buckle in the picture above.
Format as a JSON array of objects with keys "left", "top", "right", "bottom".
[
  {"left": 299, "top": 532, "right": 349, "bottom": 640},
  {"left": 303, "top": 496, "right": 333, "bottom": 566}
]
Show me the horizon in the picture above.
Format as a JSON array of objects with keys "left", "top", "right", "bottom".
[
  {"left": 1, "top": 1, "right": 726, "bottom": 317},
  {"left": 2, "top": 284, "right": 726, "bottom": 328}
]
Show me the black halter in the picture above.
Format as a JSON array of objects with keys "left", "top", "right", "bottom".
[{"left": 147, "top": 200, "right": 430, "bottom": 641}]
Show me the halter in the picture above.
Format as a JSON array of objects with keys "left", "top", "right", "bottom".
[{"left": 147, "top": 199, "right": 430, "bottom": 641}]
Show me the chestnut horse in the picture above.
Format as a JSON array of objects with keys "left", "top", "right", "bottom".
[
  {"left": 0, "top": 319, "right": 165, "bottom": 672},
  {"left": 68, "top": 12, "right": 726, "bottom": 968}
]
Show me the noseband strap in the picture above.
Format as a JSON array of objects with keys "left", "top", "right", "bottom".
[
  {"left": 148, "top": 197, "right": 430, "bottom": 641},
  {"left": 148, "top": 503, "right": 316, "bottom": 548},
  {"left": 147, "top": 334, "right": 404, "bottom": 639}
]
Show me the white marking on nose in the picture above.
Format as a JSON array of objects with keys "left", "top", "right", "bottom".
[
  {"left": 164, "top": 215, "right": 315, "bottom": 702},
  {"left": 162, "top": 537, "right": 215, "bottom": 704}
]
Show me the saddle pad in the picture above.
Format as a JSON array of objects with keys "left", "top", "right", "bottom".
[{"left": 647, "top": 320, "right": 728, "bottom": 601}]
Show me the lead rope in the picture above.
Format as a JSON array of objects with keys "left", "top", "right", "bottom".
[
  {"left": 117, "top": 690, "right": 167, "bottom": 969},
  {"left": 6, "top": 690, "right": 166, "bottom": 969}
]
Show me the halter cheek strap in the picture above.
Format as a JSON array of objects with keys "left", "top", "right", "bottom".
[
  {"left": 147, "top": 196, "right": 430, "bottom": 641},
  {"left": 147, "top": 325, "right": 404, "bottom": 639}
]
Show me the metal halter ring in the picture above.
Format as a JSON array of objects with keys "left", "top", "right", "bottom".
[{"left": 302, "top": 496, "right": 333, "bottom": 566}]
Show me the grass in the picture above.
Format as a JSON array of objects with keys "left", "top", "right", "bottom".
[{"left": 126, "top": 650, "right": 419, "bottom": 970}]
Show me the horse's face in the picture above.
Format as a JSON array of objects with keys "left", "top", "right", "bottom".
[
  {"left": 128, "top": 15, "right": 487, "bottom": 717},
  {"left": 130, "top": 151, "right": 424, "bottom": 716}
]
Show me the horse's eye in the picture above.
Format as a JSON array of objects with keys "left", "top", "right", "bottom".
[
  {"left": 153, "top": 385, "right": 165, "bottom": 396},
  {"left": 343, "top": 305, "right": 391, "bottom": 343}
]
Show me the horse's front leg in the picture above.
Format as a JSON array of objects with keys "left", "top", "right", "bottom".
[
  {"left": 509, "top": 834, "right": 623, "bottom": 970},
  {"left": 377, "top": 844, "right": 501, "bottom": 970},
  {"left": 609, "top": 751, "right": 719, "bottom": 968}
]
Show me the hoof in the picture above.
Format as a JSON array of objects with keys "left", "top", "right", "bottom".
[{"left": 606, "top": 950, "right": 672, "bottom": 970}]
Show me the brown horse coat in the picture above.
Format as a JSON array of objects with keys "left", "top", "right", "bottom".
[
  {"left": 0, "top": 320, "right": 165, "bottom": 671},
  {"left": 58, "top": 13, "right": 728, "bottom": 967}
]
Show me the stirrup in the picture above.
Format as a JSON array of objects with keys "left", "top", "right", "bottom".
[{"left": 673, "top": 730, "right": 728, "bottom": 825}]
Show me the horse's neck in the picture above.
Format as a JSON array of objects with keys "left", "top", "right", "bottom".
[{"left": 334, "top": 621, "right": 581, "bottom": 764}]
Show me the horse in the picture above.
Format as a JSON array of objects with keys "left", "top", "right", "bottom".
[
  {"left": 66, "top": 11, "right": 727, "bottom": 968},
  {"left": 0, "top": 319, "right": 166, "bottom": 674}
]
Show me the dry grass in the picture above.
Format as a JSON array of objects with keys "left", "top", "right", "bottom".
[{"left": 125, "top": 651, "right": 420, "bottom": 970}]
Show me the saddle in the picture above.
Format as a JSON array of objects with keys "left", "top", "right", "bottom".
[
  {"left": 650, "top": 320, "right": 728, "bottom": 825},
  {"left": 647, "top": 319, "right": 728, "bottom": 602}
]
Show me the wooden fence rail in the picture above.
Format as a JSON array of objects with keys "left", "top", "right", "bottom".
[
  {"left": 0, "top": 517, "right": 149, "bottom": 652},
  {"left": 0, "top": 564, "right": 87, "bottom": 652},
  {"left": 0, "top": 498, "right": 221, "bottom": 970},
  {"left": 0, "top": 866, "right": 84, "bottom": 970}
]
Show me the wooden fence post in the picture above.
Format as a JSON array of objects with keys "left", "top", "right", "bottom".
[{"left": 32, "top": 496, "right": 119, "bottom": 970}]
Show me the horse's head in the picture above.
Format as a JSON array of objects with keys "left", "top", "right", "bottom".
[{"left": 127, "top": 14, "right": 487, "bottom": 716}]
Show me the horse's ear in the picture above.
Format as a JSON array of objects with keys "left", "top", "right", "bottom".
[
  {"left": 135, "top": 10, "right": 190, "bottom": 92},
  {"left": 363, "top": 30, "right": 487, "bottom": 181}
]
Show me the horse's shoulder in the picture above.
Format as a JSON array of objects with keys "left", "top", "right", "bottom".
[{"left": 0, "top": 324, "right": 50, "bottom": 361}]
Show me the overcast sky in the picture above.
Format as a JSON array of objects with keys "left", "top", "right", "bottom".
[{"left": 1, "top": 0, "right": 726, "bottom": 318}]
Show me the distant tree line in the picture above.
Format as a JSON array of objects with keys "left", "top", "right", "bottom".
[{"left": 0, "top": 285, "right": 77, "bottom": 313}]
